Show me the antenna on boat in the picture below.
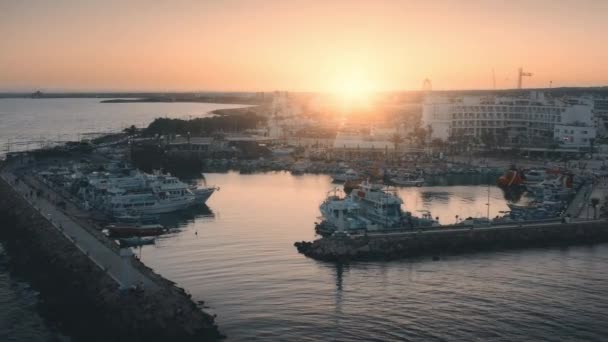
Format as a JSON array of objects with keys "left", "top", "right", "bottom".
[{"left": 486, "top": 177, "right": 491, "bottom": 225}]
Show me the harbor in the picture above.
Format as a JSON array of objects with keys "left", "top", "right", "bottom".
[
  {"left": 0, "top": 154, "right": 223, "bottom": 340},
  {"left": 2, "top": 93, "right": 608, "bottom": 340}
]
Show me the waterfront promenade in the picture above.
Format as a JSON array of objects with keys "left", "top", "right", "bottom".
[{"left": 0, "top": 162, "right": 159, "bottom": 292}]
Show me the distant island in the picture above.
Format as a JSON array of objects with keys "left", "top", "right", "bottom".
[{"left": 100, "top": 94, "right": 268, "bottom": 105}]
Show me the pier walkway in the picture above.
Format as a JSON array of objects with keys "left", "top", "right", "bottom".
[
  {"left": 360, "top": 217, "right": 602, "bottom": 239},
  {"left": 0, "top": 165, "right": 159, "bottom": 292},
  {"left": 577, "top": 179, "right": 608, "bottom": 220}
]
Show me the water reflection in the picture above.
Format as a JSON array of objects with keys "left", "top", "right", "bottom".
[
  {"left": 159, "top": 205, "right": 215, "bottom": 229},
  {"left": 136, "top": 172, "right": 608, "bottom": 341}
]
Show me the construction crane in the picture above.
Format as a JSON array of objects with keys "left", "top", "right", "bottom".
[{"left": 517, "top": 67, "right": 533, "bottom": 89}]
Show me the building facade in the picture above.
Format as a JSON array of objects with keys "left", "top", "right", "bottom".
[{"left": 422, "top": 92, "right": 596, "bottom": 148}]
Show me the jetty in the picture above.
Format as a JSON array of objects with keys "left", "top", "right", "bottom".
[
  {"left": 0, "top": 155, "right": 223, "bottom": 341},
  {"left": 295, "top": 219, "right": 608, "bottom": 261}
]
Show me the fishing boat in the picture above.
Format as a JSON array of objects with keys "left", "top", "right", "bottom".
[
  {"left": 522, "top": 169, "right": 546, "bottom": 184},
  {"left": 118, "top": 236, "right": 156, "bottom": 247},
  {"left": 390, "top": 176, "right": 425, "bottom": 187},
  {"left": 316, "top": 181, "right": 439, "bottom": 236},
  {"left": 331, "top": 169, "right": 360, "bottom": 182},
  {"left": 317, "top": 188, "right": 370, "bottom": 235},
  {"left": 497, "top": 167, "right": 524, "bottom": 188}
]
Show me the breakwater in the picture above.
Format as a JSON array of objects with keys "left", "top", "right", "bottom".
[
  {"left": 0, "top": 175, "right": 223, "bottom": 341},
  {"left": 295, "top": 220, "right": 608, "bottom": 261}
]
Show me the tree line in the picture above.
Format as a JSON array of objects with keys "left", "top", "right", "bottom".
[{"left": 142, "top": 112, "right": 267, "bottom": 137}]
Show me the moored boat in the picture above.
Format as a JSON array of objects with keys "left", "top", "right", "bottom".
[
  {"left": 106, "top": 223, "right": 166, "bottom": 237},
  {"left": 390, "top": 176, "right": 425, "bottom": 187},
  {"left": 118, "top": 236, "right": 156, "bottom": 247},
  {"left": 316, "top": 181, "right": 439, "bottom": 236},
  {"left": 497, "top": 167, "right": 524, "bottom": 188},
  {"left": 331, "top": 169, "right": 360, "bottom": 182}
]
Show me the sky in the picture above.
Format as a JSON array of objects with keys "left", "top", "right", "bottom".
[{"left": 1, "top": 0, "right": 607, "bottom": 92}]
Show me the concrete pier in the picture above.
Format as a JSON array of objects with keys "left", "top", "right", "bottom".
[
  {"left": 295, "top": 220, "right": 608, "bottom": 261},
  {"left": 0, "top": 159, "right": 223, "bottom": 341}
]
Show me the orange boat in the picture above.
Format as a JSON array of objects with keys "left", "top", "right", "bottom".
[{"left": 497, "top": 168, "right": 524, "bottom": 188}]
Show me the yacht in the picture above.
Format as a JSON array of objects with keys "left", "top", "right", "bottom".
[
  {"left": 106, "top": 187, "right": 196, "bottom": 215},
  {"left": 331, "top": 169, "right": 360, "bottom": 182},
  {"left": 317, "top": 189, "right": 371, "bottom": 234},
  {"left": 81, "top": 169, "right": 216, "bottom": 215},
  {"left": 390, "top": 175, "right": 425, "bottom": 187},
  {"left": 316, "top": 181, "right": 439, "bottom": 235}
]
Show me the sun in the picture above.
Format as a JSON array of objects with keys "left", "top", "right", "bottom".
[{"left": 328, "top": 70, "right": 376, "bottom": 108}]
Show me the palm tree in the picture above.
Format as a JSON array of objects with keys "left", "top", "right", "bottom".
[{"left": 390, "top": 133, "right": 403, "bottom": 159}]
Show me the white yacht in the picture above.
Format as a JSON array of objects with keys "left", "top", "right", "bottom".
[
  {"left": 106, "top": 186, "right": 196, "bottom": 215},
  {"left": 349, "top": 181, "right": 405, "bottom": 227},
  {"left": 331, "top": 169, "right": 360, "bottom": 182},
  {"left": 390, "top": 175, "right": 425, "bottom": 187},
  {"left": 316, "top": 181, "right": 439, "bottom": 235},
  {"left": 80, "top": 170, "right": 216, "bottom": 215},
  {"left": 318, "top": 189, "right": 371, "bottom": 234}
]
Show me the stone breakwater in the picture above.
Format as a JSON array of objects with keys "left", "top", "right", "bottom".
[
  {"left": 0, "top": 176, "right": 223, "bottom": 341},
  {"left": 295, "top": 221, "right": 608, "bottom": 262}
]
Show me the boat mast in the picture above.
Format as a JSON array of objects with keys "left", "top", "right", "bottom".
[{"left": 487, "top": 179, "right": 491, "bottom": 224}]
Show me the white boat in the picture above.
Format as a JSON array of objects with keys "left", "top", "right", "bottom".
[
  {"left": 118, "top": 236, "right": 156, "bottom": 247},
  {"left": 191, "top": 187, "right": 216, "bottom": 203},
  {"left": 523, "top": 169, "right": 546, "bottom": 183},
  {"left": 332, "top": 169, "right": 360, "bottom": 182},
  {"left": 349, "top": 181, "right": 406, "bottom": 227},
  {"left": 318, "top": 189, "right": 370, "bottom": 234},
  {"left": 391, "top": 176, "right": 425, "bottom": 187},
  {"left": 80, "top": 169, "right": 216, "bottom": 215},
  {"left": 316, "top": 181, "right": 439, "bottom": 235},
  {"left": 107, "top": 190, "right": 196, "bottom": 215},
  {"left": 290, "top": 161, "right": 311, "bottom": 175},
  {"left": 526, "top": 175, "right": 573, "bottom": 201}
]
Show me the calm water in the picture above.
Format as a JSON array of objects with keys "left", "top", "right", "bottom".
[
  {"left": 138, "top": 172, "right": 608, "bottom": 341},
  {"left": 0, "top": 244, "right": 67, "bottom": 341},
  {"left": 2, "top": 99, "right": 608, "bottom": 341},
  {"left": 0, "top": 98, "right": 249, "bottom": 152}
]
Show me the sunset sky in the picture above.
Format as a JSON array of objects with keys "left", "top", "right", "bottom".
[{"left": 1, "top": 0, "right": 607, "bottom": 92}]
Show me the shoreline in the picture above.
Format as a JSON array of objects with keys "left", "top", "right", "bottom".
[{"left": 0, "top": 158, "right": 223, "bottom": 341}]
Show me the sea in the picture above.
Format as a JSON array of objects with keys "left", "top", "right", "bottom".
[{"left": 1, "top": 98, "right": 608, "bottom": 341}]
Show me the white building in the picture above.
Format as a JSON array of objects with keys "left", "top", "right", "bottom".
[
  {"left": 332, "top": 131, "right": 394, "bottom": 151},
  {"left": 421, "top": 95, "right": 453, "bottom": 141},
  {"left": 422, "top": 91, "right": 596, "bottom": 148},
  {"left": 554, "top": 125, "right": 596, "bottom": 148}
]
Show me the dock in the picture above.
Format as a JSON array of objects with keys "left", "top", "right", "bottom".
[
  {"left": 295, "top": 219, "right": 608, "bottom": 261},
  {"left": 0, "top": 156, "right": 223, "bottom": 341}
]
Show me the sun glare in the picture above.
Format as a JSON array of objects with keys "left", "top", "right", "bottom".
[{"left": 328, "top": 70, "right": 376, "bottom": 109}]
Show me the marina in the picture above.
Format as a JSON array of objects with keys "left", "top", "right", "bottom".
[
  {"left": 3, "top": 2, "right": 608, "bottom": 341},
  {"left": 2, "top": 97, "right": 608, "bottom": 341}
]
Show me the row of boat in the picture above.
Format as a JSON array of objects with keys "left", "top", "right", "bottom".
[
  {"left": 76, "top": 168, "right": 217, "bottom": 216},
  {"left": 497, "top": 166, "right": 584, "bottom": 221},
  {"left": 37, "top": 163, "right": 218, "bottom": 241},
  {"left": 331, "top": 168, "right": 425, "bottom": 187}
]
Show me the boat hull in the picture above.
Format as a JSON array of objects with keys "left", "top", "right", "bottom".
[{"left": 106, "top": 224, "right": 165, "bottom": 237}]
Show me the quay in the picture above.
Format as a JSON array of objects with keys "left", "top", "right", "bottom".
[
  {"left": 0, "top": 156, "right": 223, "bottom": 341},
  {"left": 295, "top": 219, "right": 608, "bottom": 261}
]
